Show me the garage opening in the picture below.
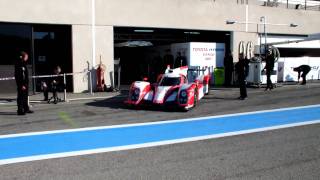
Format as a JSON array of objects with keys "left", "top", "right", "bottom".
[
  {"left": 0, "top": 23, "right": 72, "bottom": 94},
  {"left": 114, "top": 27, "right": 231, "bottom": 86}
]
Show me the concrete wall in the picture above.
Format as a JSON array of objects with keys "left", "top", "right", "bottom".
[
  {"left": 71, "top": 25, "right": 114, "bottom": 93},
  {"left": 97, "top": 0, "right": 320, "bottom": 64},
  {"left": 0, "top": 0, "right": 91, "bottom": 24},
  {"left": 97, "top": 0, "right": 320, "bottom": 34},
  {"left": 246, "top": 5, "right": 320, "bottom": 35},
  {"left": 97, "top": 0, "right": 246, "bottom": 31},
  {"left": 72, "top": 25, "right": 92, "bottom": 93},
  {"left": 1, "top": 0, "right": 318, "bottom": 34},
  {"left": 95, "top": 26, "right": 114, "bottom": 90}
]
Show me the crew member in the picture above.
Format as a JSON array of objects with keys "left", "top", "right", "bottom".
[
  {"left": 224, "top": 51, "right": 234, "bottom": 87},
  {"left": 235, "top": 53, "right": 249, "bottom": 100},
  {"left": 14, "top": 51, "right": 33, "bottom": 115},
  {"left": 264, "top": 48, "right": 275, "bottom": 91},
  {"left": 163, "top": 49, "right": 174, "bottom": 69},
  {"left": 293, "top": 65, "right": 311, "bottom": 85},
  {"left": 47, "top": 66, "right": 63, "bottom": 103},
  {"left": 174, "top": 52, "right": 187, "bottom": 68}
]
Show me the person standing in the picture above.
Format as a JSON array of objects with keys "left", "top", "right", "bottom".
[
  {"left": 293, "top": 65, "right": 311, "bottom": 85},
  {"left": 265, "top": 48, "right": 275, "bottom": 91},
  {"left": 41, "top": 80, "right": 49, "bottom": 101},
  {"left": 163, "top": 49, "right": 174, "bottom": 69},
  {"left": 224, "top": 51, "right": 234, "bottom": 87},
  {"left": 235, "top": 54, "right": 249, "bottom": 100},
  {"left": 51, "top": 65, "right": 62, "bottom": 101},
  {"left": 14, "top": 51, "right": 33, "bottom": 115},
  {"left": 174, "top": 51, "right": 187, "bottom": 68}
]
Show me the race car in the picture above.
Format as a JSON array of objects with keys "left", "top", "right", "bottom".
[{"left": 125, "top": 66, "right": 210, "bottom": 111}]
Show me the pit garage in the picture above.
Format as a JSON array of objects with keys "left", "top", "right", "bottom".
[{"left": 114, "top": 27, "right": 231, "bottom": 86}]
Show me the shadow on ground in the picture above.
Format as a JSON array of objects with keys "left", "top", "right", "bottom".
[
  {"left": 202, "top": 96, "right": 239, "bottom": 101},
  {"left": 85, "top": 90, "right": 190, "bottom": 112}
]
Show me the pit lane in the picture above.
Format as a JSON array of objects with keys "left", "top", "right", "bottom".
[{"left": 1, "top": 82, "right": 320, "bottom": 179}]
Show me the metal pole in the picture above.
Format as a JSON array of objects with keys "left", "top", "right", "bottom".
[
  {"left": 261, "top": 16, "right": 267, "bottom": 58},
  {"left": 89, "top": 70, "right": 93, "bottom": 95},
  {"left": 245, "top": 4, "right": 248, "bottom": 32},
  {"left": 258, "top": 24, "right": 262, "bottom": 57},
  {"left": 31, "top": 26, "right": 36, "bottom": 95},
  {"left": 118, "top": 66, "right": 121, "bottom": 90},
  {"left": 63, "top": 73, "right": 67, "bottom": 102},
  {"left": 264, "top": 17, "right": 267, "bottom": 58},
  {"left": 91, "top": 0, "right": 96, "bottom": 68},
  {"left": 305, "top": 0, "right": 307, "bottom": 10}
]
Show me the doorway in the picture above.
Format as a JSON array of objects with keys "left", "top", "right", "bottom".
[{"left": 33, "top": 25, "right": 73, "bottom": 92}]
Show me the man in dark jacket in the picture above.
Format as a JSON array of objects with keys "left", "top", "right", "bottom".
[
  {"left": 163, "top": 49, "right": 174, "bottom": 69},
  {"left": 14, "top": 51, "right": 33, "bottom": 115},
  {"left": 293, "top": 65, "right": 311, "bottom": 85},
  {"left": 174, "top": 52, "right": 187, "bottom": 68},
  {"left": 235, "top": 53, "right": 249, "bottom": 100},
  {"left": 224, "top": 51, "right": 234, "bottom": 87},
  {"left": 265, "top": 49, "right": 275, "bottom": 90}
]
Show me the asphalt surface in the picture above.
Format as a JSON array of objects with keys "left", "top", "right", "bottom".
[{"left": 1, "top": 82, "right": 320, "bottom": 179}]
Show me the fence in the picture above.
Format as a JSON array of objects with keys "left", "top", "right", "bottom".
[{"left": 0, "top": 70, "right": 93, "bottom": 103}]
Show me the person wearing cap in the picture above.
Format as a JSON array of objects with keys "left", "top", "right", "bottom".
[{"left": 14, "top": 51, "right": 34, "bottom": 115}]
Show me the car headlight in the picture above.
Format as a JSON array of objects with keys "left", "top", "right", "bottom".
[
  {"left": 131, "top": 88, "right": 140, "bottom": 101},
  {"left": 180, "top": 90, "right": 187, "bottom": 97},
  {"left": 134, "top": 88, "right": 140, "bottom": 95},
  {"left": 179, "top": 90, "right": 188, "bottom": 104}
]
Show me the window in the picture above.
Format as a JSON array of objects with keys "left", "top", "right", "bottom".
[
  {"left": 0, "top": 23, "right": 31, "bottom": 65},
  {"left": 159, "top": 77, "right": 181, "bottom": 86}
]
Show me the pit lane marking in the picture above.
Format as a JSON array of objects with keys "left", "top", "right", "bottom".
[{"left": 0, "top": 104, "right": 320, "bottom": 165}]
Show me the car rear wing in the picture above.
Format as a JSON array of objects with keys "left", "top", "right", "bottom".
[{"left": 187, "top": 66, "right": 211, "bottom": 84}]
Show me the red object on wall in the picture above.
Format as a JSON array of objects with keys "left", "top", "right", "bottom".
[{"left": 96, "top": 64, "right": 105, "bottom": 92}]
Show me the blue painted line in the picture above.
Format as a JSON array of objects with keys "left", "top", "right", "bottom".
[{"left": 0, "top": 105, "right": 320, "bottom": 161}]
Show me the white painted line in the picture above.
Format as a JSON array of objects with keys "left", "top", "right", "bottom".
[
  {"left": 29, "top": 100, "right": 42, "bottom": 103},
  {"left": 1, "top": 119, "right": 320, "bottom": 165},
  {"left": 68, "top": 96, "right": 115, "bottom": 101},
  {"left": 28, "top": 95, "right": 124, "bottom": 103},
  {"left": 1, "top": 104, "right": 320, "bottom": 139}
]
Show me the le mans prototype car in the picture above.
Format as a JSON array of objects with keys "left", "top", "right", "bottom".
[{"left": 125, "top": 66, "right": 210, "bottom": 111}]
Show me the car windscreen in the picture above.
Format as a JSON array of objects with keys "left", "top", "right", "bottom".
[{"left": 159, "top": 77, "right": 181, "bottom": 86}]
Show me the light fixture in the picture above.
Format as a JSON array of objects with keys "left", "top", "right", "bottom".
[
  {"left": 134, "top": 29, "right": 154, "bottom": 33},
  {"left": 226, "top": 20, "right": 236, "bottom": 24},
  {"left": 114, "top": 41, "right": 153, "bottom": 47},
  {"left": 290, "top": 23, "right": 298, "bottom": 27},
  {"left": 184, "top": 31, "right": 200, "bottom": 35}
]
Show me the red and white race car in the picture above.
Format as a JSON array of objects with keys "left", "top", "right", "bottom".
[{"left": 125, "top": 66, "right": 210, "bottom": 111}]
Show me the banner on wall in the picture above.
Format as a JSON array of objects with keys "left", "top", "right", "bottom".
[
  {"left": 278, "top": 57, "right": 320, "bottom": 82},
  {"left": 170, "top": 42, "right": 225, "bottom": 84},
  {"left": 170, "top": 42, "right": 225, "bottom": 68}
]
